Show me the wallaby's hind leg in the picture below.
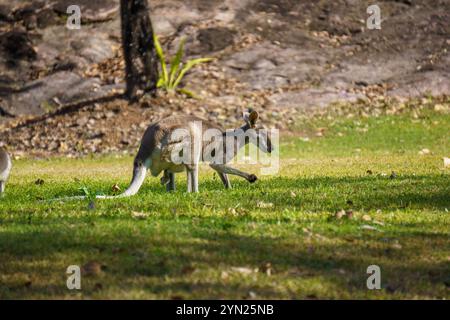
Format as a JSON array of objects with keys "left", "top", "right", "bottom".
[
  {"left": 167, "top": 171, "right": 175, "bottom": 192},
  {"left": 216, "top": 172, "right": 231, "bottom": 189},
  {"left": 186, "top": 168, "right": 192, "bottom": 193},
  {"left": 186, "top": 165, "right": 199, "bottom": 193},
  {"left": 161, "top": 170, "right": 176, "bottom": 191},
  {"left": 191, "top": 165, "right": 199, "bottom": 192},
  {"left": 210, "top": 164, "right": 257, "bottom": 183}
]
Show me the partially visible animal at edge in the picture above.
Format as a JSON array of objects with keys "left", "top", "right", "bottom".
[
  {"left": 0, "top": 147, "right": 12, "bottom": 196},
  {"left": 56, "top": 110, "right": 273, "bottom": 200}
]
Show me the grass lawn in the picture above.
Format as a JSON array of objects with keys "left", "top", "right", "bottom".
[{"left": 0, "top": 106, "right": 449, "bottom": 299}]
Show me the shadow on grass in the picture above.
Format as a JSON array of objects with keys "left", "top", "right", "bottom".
[
  {"left": 0, "top": 217, "right": 448, "bottom": 299},
  {"left": 1, "top": 173, "right": 448, "bottom": 298}
]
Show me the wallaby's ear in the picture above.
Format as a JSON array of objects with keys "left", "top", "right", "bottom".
[
  {"left": 249, "top": 110, "right": 258, "bottom": 123},
  {"left": 243, "top": 110, "right": 259, "bottom": 128}
]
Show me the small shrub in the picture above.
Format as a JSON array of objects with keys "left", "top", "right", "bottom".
[{"left": 154, "top": 35, "right": 213, "bottom": 98}]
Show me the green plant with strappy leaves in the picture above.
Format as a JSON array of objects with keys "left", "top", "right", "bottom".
[
  {"left": 79, "top": 186, "right": 99, "bottom": 209},
  {"left": 154, "top": 35, "right": 213, "bottom": 98}
]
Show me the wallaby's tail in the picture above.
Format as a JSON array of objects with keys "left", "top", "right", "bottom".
[
  {"left": 48, "top": 163, "right": 147, "bottom": 202},
  {"left": 97, "top": 163, "right": 147, "bottom": 199}
]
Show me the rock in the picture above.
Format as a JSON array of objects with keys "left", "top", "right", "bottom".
[
  {"left": 0, "top": 4, "right": 13, "bottom": 22},
  {"left": 186, "top": 27, "right": 237, "bottom": 54},
  {"left": 53, "top": 0, "right": 120, "bottom": 22},
  {"left": 0, "top": 30, "right": 37, "bottom": 62},
  {"left": 76, "top": 116, "right": 88, "bottom": 127},
  {"left": 1, "top": 0, "right": 449, "bottom": 154},
  {"left": 214, "top": 10, "right": 235, "bottom": 23},
  {"left": 224, "top": 42, "right": 327, "bottom": 90},
  {"left": 152, "top": 16, "right": 176, "bottom": 36},
  {"left": 36, "top": 9, "right": 60, "bottom": 29},
  {"left": 0, "top": 71, "right": 123, "bottom": 116},
  {"left": 254, "top": 59, "right": 276, "bottom": 70}
]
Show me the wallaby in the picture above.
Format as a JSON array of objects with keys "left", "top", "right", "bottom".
[
  {"left": 57, "top": 110, "right": 272, "bottom": 200},
  {"left": 0, "top": 147, "right": 12, "bottom": 195}
]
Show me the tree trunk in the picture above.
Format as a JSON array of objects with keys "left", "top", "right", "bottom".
[{"left": 120, "top": 0, "right": 159, "bottom": 101}]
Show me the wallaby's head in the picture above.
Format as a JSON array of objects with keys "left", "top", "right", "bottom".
[{"left": 242, "top": 110, "right": 273, "bottom": 153}]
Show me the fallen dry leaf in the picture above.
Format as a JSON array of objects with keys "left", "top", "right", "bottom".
[
  {"left": 360, "top": 225, "right": 380, "bottom": 231},
  {"left": 260, "top": 262, "right": 272, "bottom": 276},
  {"left": 230, "top": 267, "right": 257, "bottom": 275},
  {"left": 94, "top": 283, "right": 103, "bottom": 291},
  {"left": 221, "top": 271, "right": 229, "bottom": 280},
  {"left": 181, "top": 265, "right": 196, "bottom": 275},
  {"left": 362, "top": 214, "right": 372, "bottom": 221},
  {"left": 434, "top": 104, "right": 447, "bottom": 112},
  {"left": 335, "top": 209, "right": 353, "bottom": 219},
  {"left": 82, "top": 261, "right": 104, "bottom": 276},
  {"left": 132, "top": 211, "right": 149, "bottom": 219},
  {"left": 444, "top": 157, "right": 450, "bottom": 168},
  {"left": 372, "top": 220, "right": 385, "bottom": 226},
  {"left": 345, "top": 210, "right": 354, "bottom": 219},
  {"left": 256, "top": 201, "right": 274, "bottom": 208},
  {"left": 303, "top": 227, "right": 313, "bottom": 236},
  {"left": 419, "top": 148, "right": 431, "bottom": 155},
  {"left": 335, "top": 209, "right": 346, "bottom": 219}
]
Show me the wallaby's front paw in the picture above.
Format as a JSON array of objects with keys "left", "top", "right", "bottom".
[{"left": 248, "top": 174, "right": 258, "bottom": 183}]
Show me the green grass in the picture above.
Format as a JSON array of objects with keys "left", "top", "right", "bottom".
[{"left": 0, "top": 109, "right": 449, "bottom": 299}]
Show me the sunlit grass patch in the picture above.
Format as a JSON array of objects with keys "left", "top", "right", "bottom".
[{"left": 0, "top": 109, "right": 449, "bottom": 299}]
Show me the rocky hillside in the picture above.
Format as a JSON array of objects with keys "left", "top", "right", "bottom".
[{"left": 0, "top": 0, "right": 448, "bottom": 156}]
